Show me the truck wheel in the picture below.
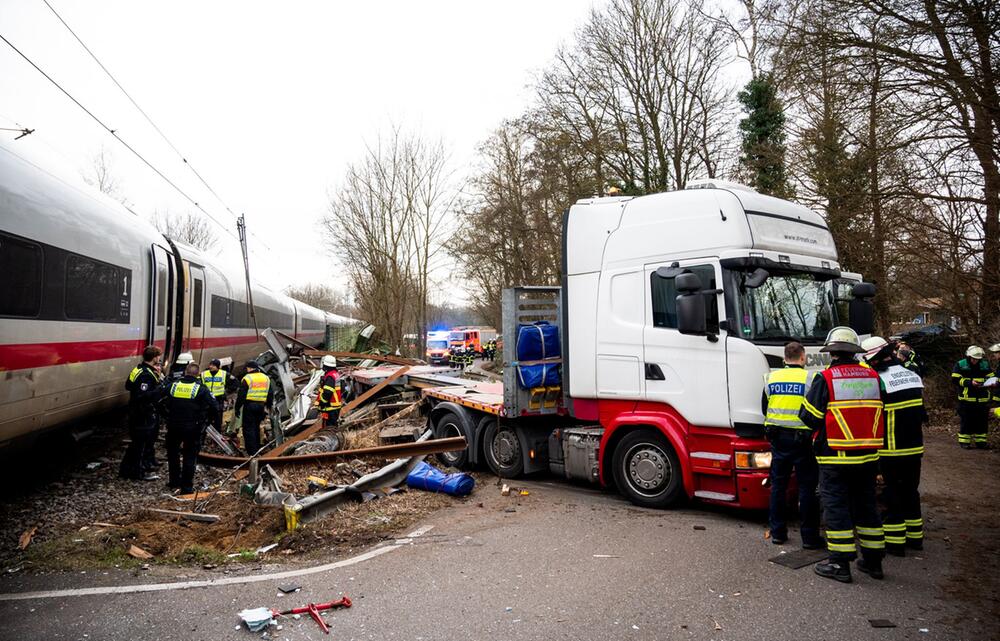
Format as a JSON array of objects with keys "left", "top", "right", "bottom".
[
  {"left": 483, "top": 420, "right": 524, "bottom": 478},
  {"left": 612, "top": 430, "right": 683, "bottom": 509},
  {"left": 433, "top": 411, "right": 470, "bottom": 469}
]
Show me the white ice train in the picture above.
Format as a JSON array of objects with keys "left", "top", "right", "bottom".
[{"left": 0, "top": 143, "right": 354, "bottom": 449}]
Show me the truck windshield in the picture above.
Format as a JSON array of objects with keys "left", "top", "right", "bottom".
[
  {"left": 736, "top": 272, "right": 835, "bottom": 343},
  {"left": 427, "top": 340, "right": 448, "bottom": 350}
]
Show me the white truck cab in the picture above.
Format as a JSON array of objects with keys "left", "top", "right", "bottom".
[{"left": 559, "top": 180, "right": 874, "bottom": 507}]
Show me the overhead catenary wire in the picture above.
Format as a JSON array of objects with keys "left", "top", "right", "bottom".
[
  {"left": 37, "top": 0, "right": 274, "bottom": 252},
  {"left": 0, "top": 31, "right": 239, "bottom": 240}
]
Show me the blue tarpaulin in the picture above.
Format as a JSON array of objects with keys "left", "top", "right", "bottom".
[{"left": 405, "top": 461, "right": 475, "bottom": 496}]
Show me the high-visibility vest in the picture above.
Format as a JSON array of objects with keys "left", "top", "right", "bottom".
[
  {"left": 764, "top": 367, "right": 813, "bottom": 430},
  {"left": 170, "top": 380, "right": 201, "bottom": 399},
  {"left": 876, "top": 364, "right": 925, "bottom": 457},
  {"left": 201, "top": 370, "right": 227, "bottom": 397},
  {"left": 129, "top": 364, "right": 161, "bottom": 384},
  {"left": 243, "top": 371, "right": 270, "bottom": 402},
  {"left": 820, "top": 364, "right": 884, "bottom": 450}
]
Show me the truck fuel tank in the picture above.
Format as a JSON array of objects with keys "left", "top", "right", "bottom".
[{"left": 549, "top": 426, "right": 604, "bottom": 484}]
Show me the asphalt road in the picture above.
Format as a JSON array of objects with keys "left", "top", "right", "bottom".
[{"left": 0, "top": 433, "right": 987, "bottom": 641}]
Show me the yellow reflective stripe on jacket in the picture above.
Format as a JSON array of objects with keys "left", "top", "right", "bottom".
[
  {"left": 885, "top": 398, "right": 923, "bottom": 411},
  {"left": 201, "top": 371, "right": 227, "bottom": 397},
  {"left": 801, "top": 399, "right": 824, "bottom": 418},
  {"left": 816, "top": 451, "right": 880, "bottom": 465},
  {"left": 170, "top": 381, "right": 200, "bottom": 399},
  {"left": 878, "top": 446, "right": 924, "bottom": 457},
  {"left": 764, "top": 368, "right": 812, "bottom": 430},
  {"left": 129, "top": 366, "right": 143, "bottom": 383},
  {"left": 243, "top": 372, "right": 270, "bottom": 402},
  {"left": 319, "top": 383, "right": 343, "bottom": 410}
]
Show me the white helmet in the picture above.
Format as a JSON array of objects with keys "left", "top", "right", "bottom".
[
  {"left": 988, "top": 343, "right": 1000, "bottom": 354},
  {"left": 175, "top": 352, "right": 195, "bottom": 365},
  {"left": 966, "top": 345, "right": 985, "bottom": 359},
  {"left": 861, "top": 336, "right": 889, "bottom": 359},
  {"left": 321, "top": 354, "right": 337, "bottom": 368},
  {"left": 820, "top": 326, "right": 864, "bottom": 354}
]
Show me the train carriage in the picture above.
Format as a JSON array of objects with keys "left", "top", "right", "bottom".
[{"left": 0, "top": 143, "right": 354, "bottom": 449}]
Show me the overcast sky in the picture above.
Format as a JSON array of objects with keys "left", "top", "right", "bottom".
[{"left": 0, "top": 0, "right": 600, "bottom": 300}]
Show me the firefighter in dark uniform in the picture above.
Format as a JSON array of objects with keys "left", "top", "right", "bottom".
[
  {"left": 119, "top": 345, "right": 165, "bottom": 481},
  {"left": 165, "top": 362, "right": 219, "bottom": 493},
  {"left": 318, "top": 355, "right": 344, "bottom": 428},
  {"left": 862, "top": 336, "right": 928, "bottom": 555},
  {"left": 200, "top": 359, "right": 230, "bottom": 432},
  {"left": 762, "top": 341, "right": 822, "bottom": 548},
  {"left": 952, "top": 346, "right": 992, "bottom": 448},
  {"left": 235, "top": 360, "right": 273, "bottom": 455},
  {"left": 800, "top": 327, "right": 886, "bottom": 583}
]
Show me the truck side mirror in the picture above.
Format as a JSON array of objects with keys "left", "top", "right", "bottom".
[
  {"left": 744, "top": 267, "right": 769, "bottom": 289},
  {"left": 849, "top": 282, "right": 876, "bottom": 335},
  {"left": 676, "top": 272, "right": 707, "bottom": 335}
]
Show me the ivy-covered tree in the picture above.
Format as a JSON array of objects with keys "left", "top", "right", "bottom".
[{"left": 737, "top": 74, "right": 792, "bottom": 198}]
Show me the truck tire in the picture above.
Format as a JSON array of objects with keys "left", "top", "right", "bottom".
[
  {"left": 483, "top": 420, "right": 524, "bottom": 478},
  {"left": 612, "top": 429, "right": 683, "bottom": 509},
  {"left": 433, "top": 410, "right": 471, "bottom": 469}
]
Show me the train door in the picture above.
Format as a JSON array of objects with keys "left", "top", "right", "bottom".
[
  {"left": 149, "top": 244, "right": 175, "bottom": 361},
  {"left": 188, "top": 265, "right": 206, "bottom": 363}
]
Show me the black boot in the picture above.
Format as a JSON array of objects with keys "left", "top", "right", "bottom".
[
  {"left": 886, "top": 545, "right": 906, "bottom": 557},
  {"left": 814, "top": 560, "right": 852, "bottom": 583},
  {"left": 856, "top": 558, "right": 884, "bottom": 580},
  {"left": 802, "top": 537, "right": 825, "bottom": 550},
  {"left": 906, "top": 538, "right": 923, "bottom": 551}
]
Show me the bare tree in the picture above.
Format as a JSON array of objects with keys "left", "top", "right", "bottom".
[
  {"left": 284, "top": 283, "right": 355, "bottom": 316},
  {"left": 83, "top": 146, "right": 122, "bottom": 200},
  {"left": 783, "top": 0, "right": 1000, "bottom": 334},
  {"left": 535, "top": 0, "right": 736, "bottom": 193},
  {"left": 322, "top": 128, "right": 452, "bottom": 354},
  {"left": 152, "top": 209, "right": 218, "bottom": 252}
]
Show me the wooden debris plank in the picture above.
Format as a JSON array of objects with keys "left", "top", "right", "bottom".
[
  {"left": 341, "top": 366, "right": 411, "bottom": 416},
  {"left": 197, "top": 435, "right": 467, "bottom": 466},
  {"left": 145, "top": 508, "right": 221, "bottom": 523}
]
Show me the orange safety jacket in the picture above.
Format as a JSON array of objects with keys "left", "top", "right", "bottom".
[
  {"left": 318, "top": 369, "right": 343, "bottom": 412},
  {"left": 820, "top": 364, "right": 884, "bottom": 450}
]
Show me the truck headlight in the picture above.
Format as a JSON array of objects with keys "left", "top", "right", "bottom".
[{"left": 734, "top": 450, "right": 772, "bottom": 470}]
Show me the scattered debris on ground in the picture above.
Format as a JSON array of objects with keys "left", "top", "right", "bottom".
[{"left": 0, "top": 329, "right": 481, "bottom": 573}]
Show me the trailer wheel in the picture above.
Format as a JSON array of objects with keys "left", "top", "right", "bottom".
[
  {"left": 483, "top": 421, "right": 524, "bottom": 478},
  {"left": 433, "top": 410, "right": 470, "bottom": 469},
  {"left": 612, "top": 430, "right": 682, "bottom": 509}
]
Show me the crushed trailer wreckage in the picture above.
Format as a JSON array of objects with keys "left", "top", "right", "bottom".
[{"left": 193, "top": 327, "right": 474, "bottom": 535}]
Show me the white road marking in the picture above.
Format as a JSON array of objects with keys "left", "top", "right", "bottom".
[{"left": 0, "top": 525, "right": 435, "bottom": 602}]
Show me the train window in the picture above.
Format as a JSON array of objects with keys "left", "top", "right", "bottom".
[
  {"left": 0, "top": 233, "right": 43, "bottom": 317},
  {"left": 65, "top": 254, "right": 131, "bottom": 323},
  {"left": 192, "top": 278, "right": 203, "bottom": 327}
]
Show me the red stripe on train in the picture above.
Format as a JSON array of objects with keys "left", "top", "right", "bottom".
[
  {"left": 2, "top": 331, "right": 328, "bottom": 371},
  {"left": 0, "top": 339, "right": 147, "bottom": 371}
]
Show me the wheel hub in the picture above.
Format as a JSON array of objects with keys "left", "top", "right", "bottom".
[
  {"left": 626, "top": 445, "right": 670, "bottom": 495},
  {"left": 492, "top": 430, "right": 519, "bottom": 466}
]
